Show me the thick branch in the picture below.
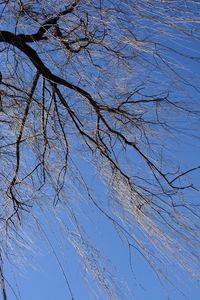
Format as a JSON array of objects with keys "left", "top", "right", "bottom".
[
  {"left": 17, "top": 0, "right": 81, "bottom": 42},
  {"left": 0, "top": 30, "right": 98, "bottom": 108}
]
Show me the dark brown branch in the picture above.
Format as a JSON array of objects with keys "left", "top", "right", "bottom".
[
  {"left": 170, "top": 166, "right": 200, "bottom": 184},
  {"left": 0, "top": 30, "right": 98, "bottom": 109},
  {"left": 9, "top": 72, "right": 39, "bottom": 210},
  {"left": 17, "top": 0, "right": 81, "bottom": 43}
]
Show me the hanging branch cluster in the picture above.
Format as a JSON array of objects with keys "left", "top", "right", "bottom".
[{"left": 0, "top": 0, "right": 200, "bottom": 298}]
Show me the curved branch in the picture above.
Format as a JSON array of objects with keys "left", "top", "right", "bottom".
[
  {"left": 0, "top": 30, "right": 98, "bottom": 108},
  {"left": 17, "top": 0, "right": 81, "bottom": 42}
]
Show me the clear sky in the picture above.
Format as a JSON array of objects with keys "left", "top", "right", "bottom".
[{"left": 4, "top": 139, "right": 200, "bottom": 299}]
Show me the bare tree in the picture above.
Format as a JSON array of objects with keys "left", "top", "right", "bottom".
[{"left": 0, "top": 0, "right": 200, "bottom": 299}]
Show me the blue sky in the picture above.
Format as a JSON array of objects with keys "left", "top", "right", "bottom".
[
  {"left": 4, "top": 139, "right": 200, "bottom": 299},
  {"left": 5, "top": 195, "right": 200, "bottom": 300}
]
